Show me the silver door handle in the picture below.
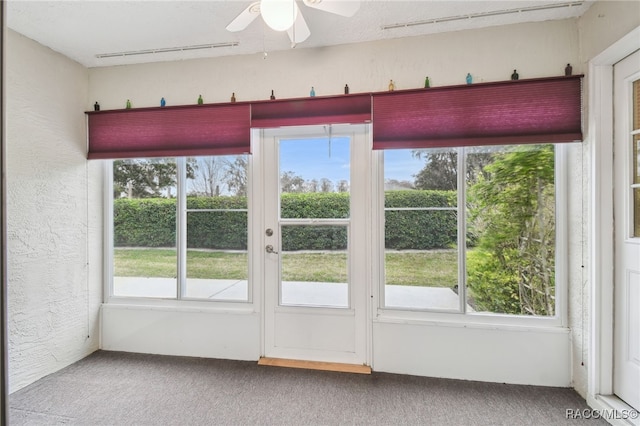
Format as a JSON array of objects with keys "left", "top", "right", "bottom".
[{"left": 265, "top": 245, "right": 279, "bottom": 254}]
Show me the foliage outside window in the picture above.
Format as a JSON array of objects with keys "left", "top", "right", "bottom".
[{"left": 383, "top": 144, "right": 557, "bottom": 316}]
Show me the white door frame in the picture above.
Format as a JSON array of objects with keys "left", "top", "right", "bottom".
[
  {"left": 589, "top": 25, "right": 640, "bottom": 418},
  {"left": 257, "top": 124, "right": 371, "bottom": 366}
]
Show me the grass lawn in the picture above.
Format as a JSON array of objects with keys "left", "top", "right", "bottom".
[{"left": 114, "top": 248, "right": 458, "bottom": 287}]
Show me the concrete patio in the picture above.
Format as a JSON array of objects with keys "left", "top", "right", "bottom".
[{"left": 113, "top": 277, "right": 463, "bottom": 310}]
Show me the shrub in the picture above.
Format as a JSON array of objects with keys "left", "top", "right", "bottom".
[{"left": 114, "top": 190, "right": 458, "bottom": 251}]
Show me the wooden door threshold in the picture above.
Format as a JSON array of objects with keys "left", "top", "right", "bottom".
[{"left": 258, "top": 357, "right": 371, "bottom": 374}]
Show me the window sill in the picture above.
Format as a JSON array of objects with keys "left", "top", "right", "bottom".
[
  {"left": 103, "top": 298, "right": 258, "bottom": 315},
  {"left": 375, "top": 308, "right": 566, "bottom": 331}
]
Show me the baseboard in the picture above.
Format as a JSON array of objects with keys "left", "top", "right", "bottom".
[{"left": 258, "top": 357, "right": 372, "bottom": 374}]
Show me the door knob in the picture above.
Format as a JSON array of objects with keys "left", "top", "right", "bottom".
[{"left": 265, "top": 245, "right": 279, "bottom": 254}]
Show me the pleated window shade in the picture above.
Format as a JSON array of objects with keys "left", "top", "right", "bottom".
[
  {"left": 250, "top": 94, "right": 372, "bottom": 128},
  {"left": 87, "top": 103, "right": 251, "bottom": 160},
  {"left": 87, "top": 76, "right": 582, "bottom": 159},
  {"left": 372, "top": 76, "right": 583, "bottom": 150}
]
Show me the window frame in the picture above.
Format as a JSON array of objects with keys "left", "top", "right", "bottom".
[
  {"left": 374, "top": 143, "right": 569, "bottom": 328},
  {"left": 104, "top": 156, "right": 254, "bottom": 308}
]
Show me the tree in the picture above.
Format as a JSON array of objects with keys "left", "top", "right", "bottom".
[
  {"left": 320, "top": 178, "right": 333, "bottom": 193},
  {"left": 190, "top": 157, "right": 224, "bottom": 196},
  {"left": 114, "top": 159, "right": 178, "bottom": 199},
  {"left": 384, "top": 179, "right": 413, "bottom": 190},
  {"left": 280, "top": 171, "right": 305, "bottom": 193},
  {"left": 223, "top": 156, "right": 248, "bottom": 196},
  {"left": 466, "top": 145, "right": 555, "bottom": 316},
  {"left": 413, "top": 151, "right": 457, "bottom": 190},
  {"left": 336, "top": 180, "right": 349, "bottom": 193},
  {"left": 412, "top": 150, "right": 492, "bottom": 190},
  {"left": 306, "top": 179, "right": 319, "bottom": 193}
]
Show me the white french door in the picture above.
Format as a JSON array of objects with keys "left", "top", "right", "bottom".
[
  {"left": 613, "top": 49, "right": 640, "bottom": 411},
  {"left": 260, "top": 124, "right": 369, "bottom": 365}
]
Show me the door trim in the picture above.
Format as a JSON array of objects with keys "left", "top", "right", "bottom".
[
  {"left": 588, "top": 25, "right": 640, "bottom": 418},
  {"left": 258, "top": 124, "right": 372, "bottom": 366}
]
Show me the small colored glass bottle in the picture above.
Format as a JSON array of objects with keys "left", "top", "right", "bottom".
[
  {"left": 94, "top": 101, "right": 100, "bottom": 111},
  {"left": 565, "top": 63, "right": 573, "bottom": 76},
  {"left": 511, "top": 70, "right": 519, "bottom": 80},
  {"left": 344, "top": 84, "right": 349, "bottom": 94},
  {"left": 424, "top": 77, "right": 430, "bottom": 88},
  {"left": 270, "top": 90, "right": 275, "bottom": 100},
  {"left": 466, "top": 73, "right": 472, "bottom": 84},
  {"left": 126, "top": 99, "right": 131, "bottom": 109},
  {"left": 388, "top": 80, "right": 395, "bottom": 91},
  {"left": 160, "top": 97, "right": 166, "bottom": 107},
  {"left": 310, "top": 87, "right": 316, "bottom": 97},
  {"left": 197, "top": 95, "right": 203, "bottom": 105},
  {"left": 231, "top": 93, "right": 236, "bottom": 102}
]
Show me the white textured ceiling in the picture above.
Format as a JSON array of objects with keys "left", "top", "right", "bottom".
[{"left": 7, "top": 0, "right": 593, "bottom": 68}]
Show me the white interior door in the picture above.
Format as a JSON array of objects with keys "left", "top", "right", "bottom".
[
  {"left": 261, "top": 124, "right": 369, "bottom": 365},
  {"left": 613, "top": 49, "right": 640, "bottom": 411}
]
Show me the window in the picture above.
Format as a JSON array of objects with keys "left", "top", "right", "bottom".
[
  {"left": 110, "top": 155, "right": 249, "bottom": 302},
  {"left": 382, "top": 144, "right": 560, "bottom": 317}
]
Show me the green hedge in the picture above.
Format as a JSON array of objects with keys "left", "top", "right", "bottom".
[{"left": 114, "top": 190, "right": 457, "bottom": 251}]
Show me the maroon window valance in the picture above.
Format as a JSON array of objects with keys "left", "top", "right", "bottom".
[
  {"left": 372, "top": 75, "right": 583, "bottom": 150},
  {"left": 87, "top": 103, "right": 251, "bottom": 160},
  {"left": 250, "top": 94, "right": 371, "bottom": 128}
]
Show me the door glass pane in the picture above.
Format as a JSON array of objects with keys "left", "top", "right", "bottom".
[
  {"left": 633, "top": 79, "right": 639, "bottom": 131},
  {"left": 279, "top": 137, "right": 350, "bottom": 218},
  {"left": 112, "top": 158, "right": 177, "bottom": 298},
  {"left": 634, "top": 79, "right": 640, "bottom": 236},
  {"left": 634, "top": 188, "right": 640, "bottom": 238},
  {"left": 383, "top": 149, "right": 460, "bottom": 310},
  {"left": 280, "top": 225, "right": 348, "bottom": 308},
  {"left": 184, "top": 156, "right": 249, "bottom": 301},
  {"left": 278, "top": 136, "right": 350, "bottom": 308}
]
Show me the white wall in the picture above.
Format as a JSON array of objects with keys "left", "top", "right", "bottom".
[
  {"left": 5, "top": 30, "right": 103, "bottom": 392},
  {"left": 93, "top": 19, "right": 581, "bottom": 387},
  {"left": 570, "top": 0, "right": 640, "bottom": 400},
  {"left": 89, "top": 19, "right": 579, "bottom": 110}
]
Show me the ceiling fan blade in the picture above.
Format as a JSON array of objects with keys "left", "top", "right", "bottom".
[
  {"left": 302, "top": 0, "right": 360, "bottom": 17},
  {"left": 287, "top": 10, "right": 311, "bottom": 44},
  {"left": 226, "top": 1, "right": 261, "bottom": 32}
]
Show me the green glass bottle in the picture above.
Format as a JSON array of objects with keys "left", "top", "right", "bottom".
[
  {"left": 424, "top": 77, "right": 430, "bottom": 88},
  {"left": 126, "top": 99, "right": 131, "bottom": 109},
  {"left": 197, "top": 95, "right": 203, "bottom": 105}
]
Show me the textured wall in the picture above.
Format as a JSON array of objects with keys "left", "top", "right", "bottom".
[
  {"left": 6, "top": 30, "right": 103, "bottom": 392},
  {"left": 89, "top": 19, "right": 579, "bottom": 110},
  {"left": 569, "top": 1, "right": 640, "bottom": 399}
]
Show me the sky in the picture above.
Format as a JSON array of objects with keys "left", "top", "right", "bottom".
[{"left": 279, "top": 137, "right": 423, "bottom": 184}]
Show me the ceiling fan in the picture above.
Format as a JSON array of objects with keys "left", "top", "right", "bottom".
[{"left": 226, "top": 0, "right": 360, "bottom": 45}]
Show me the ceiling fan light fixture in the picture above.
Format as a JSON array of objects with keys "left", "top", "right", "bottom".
[{"left": 260, "top": 0, "right": 298, "bottom": 31}]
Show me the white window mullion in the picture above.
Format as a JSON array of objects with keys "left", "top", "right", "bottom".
[
  {"left": 554, "top": 144, "right": 568, "bottom": 325},
  {"left": 177, "top": 157, "right": 187, "bottom": 299},
  {"left": 458, "top": 147, "right": 467, "bottom": 313},
  {"left": 105, "top": 161, "right": 115, "bottom": 302}
]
